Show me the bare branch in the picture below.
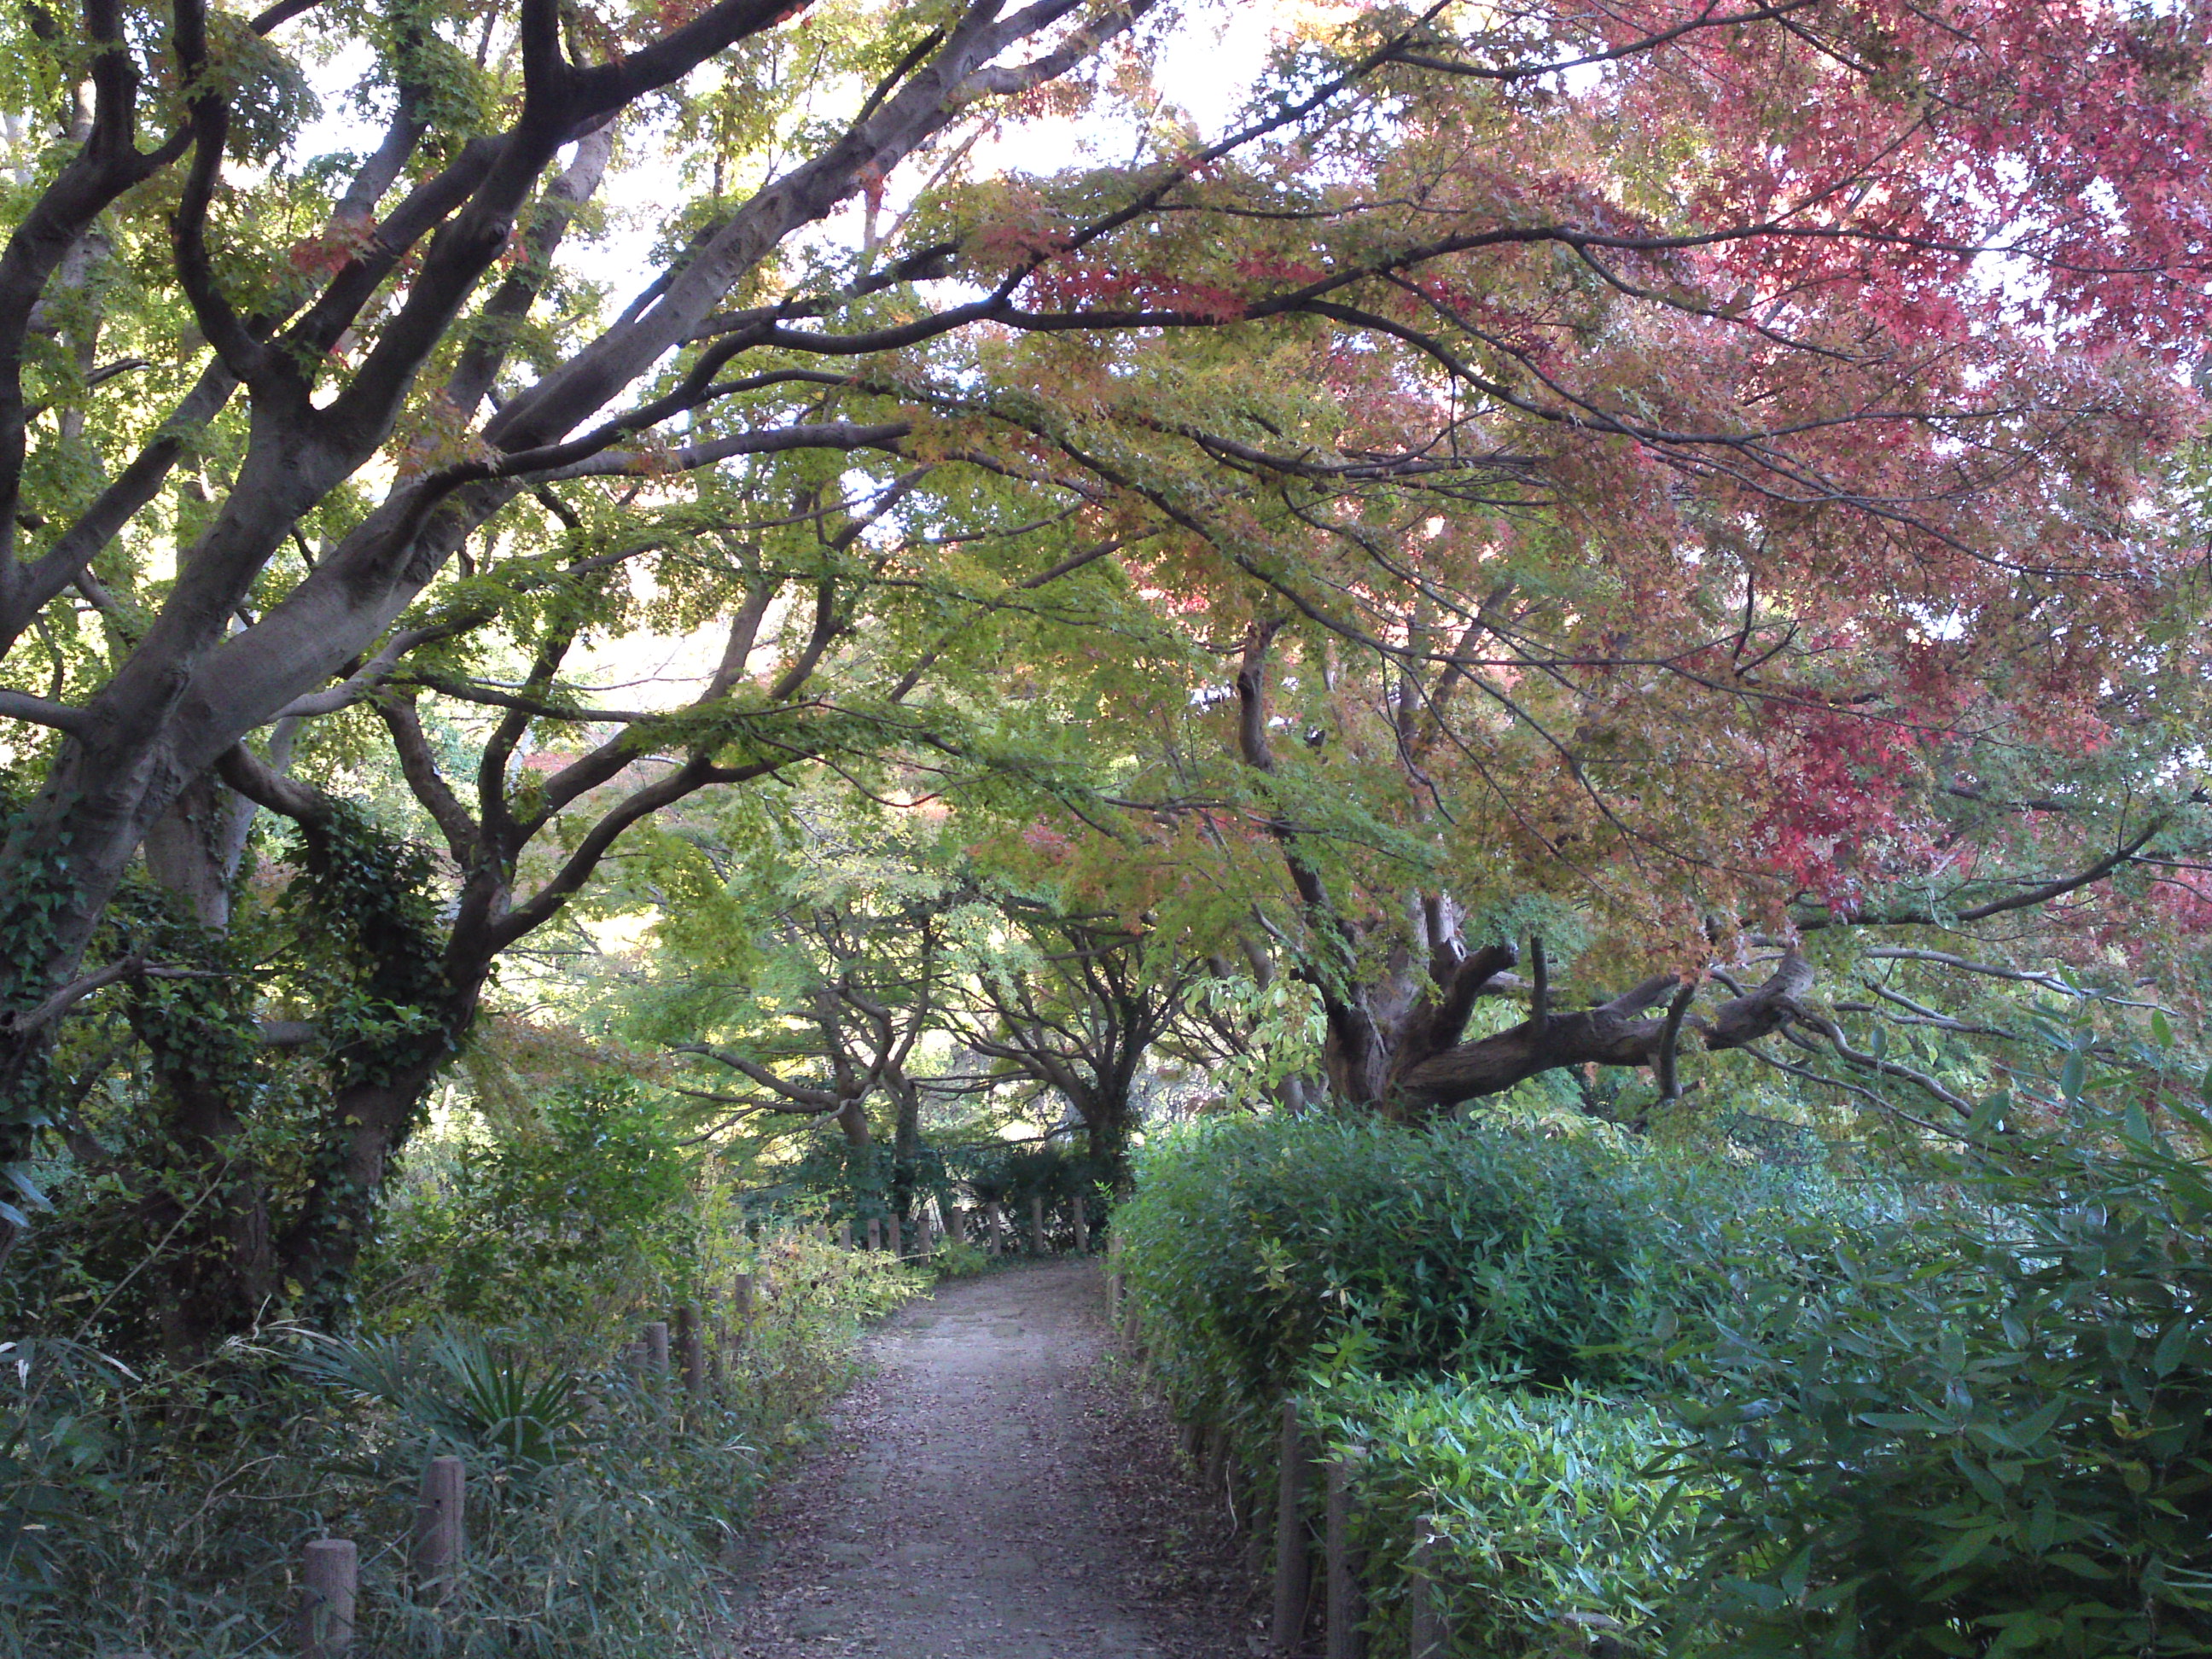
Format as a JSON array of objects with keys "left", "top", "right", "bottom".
[
  {"left": 1807, "top": 817, "right": 2172, "bottom": 930},
  {"left": 669, "top": 1042, "right": 841, "bottom": 1109},
  {"left": 1788, "top": 1016, "right": 1972, "bottom": 1116}
]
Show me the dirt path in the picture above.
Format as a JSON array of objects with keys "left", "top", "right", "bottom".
[{"left": 719, "top": 1258, "right": 1259, "bottom": 1658}]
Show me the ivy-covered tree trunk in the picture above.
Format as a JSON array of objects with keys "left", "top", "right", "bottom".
[{"left": 96, "top": 772, "right": 463, "bottom": 1361}]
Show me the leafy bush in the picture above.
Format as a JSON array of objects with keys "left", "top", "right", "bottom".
[
  {"left": 1111, "top": 1111, "right": 1898, "bottom": 1657},
  {"left": 932, "top": 1237, "right": 992, "bottom": 1278},
  {"left": 1115, "top": 1113, "right": 1764, "bottom": 1419},
  {"left": 1313, "top": 1374, "right": 1697, "bottom": 1658},
  {"left": 0, "top": 1338, "right": 127, "bottom": 1590},
  {"left": 1117, "top": 1084, "right": 2212, "bottom": 1659},
  {"left": 361, "top": 1080, "right": 691, "bottom": 1330},
  {"left": 1666, "top": 1100, "right": 2212, "bottom": 1659}
]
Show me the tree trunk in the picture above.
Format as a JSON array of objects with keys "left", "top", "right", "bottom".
[
  {"left": 835, "top": 1097, "right": 872, "bottom": 1150},
  {"left": 100, "top": 785, "right": 477, "bottom": 1361},
  {"left": 1073, "top": 1078, "right": 1138, "bottom": 1193},
  {"left": 889, "top": 1077, "right": 921, "bottom": 1231}
]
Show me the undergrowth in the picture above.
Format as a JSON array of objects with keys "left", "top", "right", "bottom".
[{"left": 0, "top": 1228, "right": 922, "bottom": 1656}]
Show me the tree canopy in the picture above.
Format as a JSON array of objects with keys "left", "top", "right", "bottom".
[{"left": 3, "top": 0, "right": 2211, "bottom": 1351}]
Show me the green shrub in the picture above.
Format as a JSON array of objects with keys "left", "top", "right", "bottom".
[
  {"left": 0, "top": 1337, "right": 127, "bottom": 1590},
  {"left": 1113, "top": 1111, "right": 1898, "bottom": 1657},
  {"left": 932, "top": 1237, "right": 992, "bottom": 1278},
  {"left": 1116, "top": 1086, "right": 2212, "bottom": 1658},
  {"left": 1667, "top": 1100, "right": 2212, "bottom": 1659},
  {"left": 1116, "top": 1113, "right": 1766, "bottom": 1419},
  {"left": 1313, "top": 1374, "right": 1697, "bottom": 1657},
  {"left": 361, "top": 1080, "right": 691, "bottom": 1330}
]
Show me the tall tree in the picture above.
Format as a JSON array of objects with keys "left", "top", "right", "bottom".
[
  {"left": 946, "top": 887, "right": 1191, "bottom": 1179},
  {"left": 3, "top": 0, "right": 2210, "bottom": 1338}
]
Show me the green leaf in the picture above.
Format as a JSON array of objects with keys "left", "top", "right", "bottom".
[
  {"left": 2153, "top": 1319, "right": 2193, "bottom": 1377},
  {"left": 2010, "top": 1397, "right": 2067, "bottom": 1447},
  {"left": 1930, "top": 1524, "right": 2004, "bottom": 1576},
  {"left": 1864, "top": 1411, "right": 1949, "bottom": 1433}
]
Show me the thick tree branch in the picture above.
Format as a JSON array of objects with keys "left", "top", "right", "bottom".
[
  {"left": 1417, "top": 940, "right": 1520, "bottom": 1057},
  {"left": 5, "top": 955, "right": 221, "bottom": 1037},
  {"left": 1394, "top": 952, "right": 1813, "bottom": 1109},
  {"left": 1654, "top": 976, "right": 1698, "bottom": 1104},
  {"left": 444, "top": 125, "right": 614, "bottom": 418},
  {"left": 0, "top": 688, "right": 88, "bottom": 731},
  {"left": 168, "top": 0, "right": 269, "bottom": 388},
  {"left": 0, "top": 0, "right": 189, "bottom": 581},
  {"left": 1703, "top": 950, "right": 1814, "bottom": 1050},
  {"left": 215, "top": 740, "right": 335, "bottom": 826},
  {"left": 373, "top": 691, "right": 484, "bottom": 867}
]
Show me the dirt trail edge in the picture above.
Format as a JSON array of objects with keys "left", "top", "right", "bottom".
[{"left": 719, "top": 1257, "right": 1260, "bottom": 1658}]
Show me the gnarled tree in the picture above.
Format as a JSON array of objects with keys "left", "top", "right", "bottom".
[{"left": 3, "top": 0, "right": 2211, "bottom": 1342}]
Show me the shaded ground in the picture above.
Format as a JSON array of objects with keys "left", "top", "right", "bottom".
[{"left": 719, "top": 1257, "right": 1261, "bottom": 1657}]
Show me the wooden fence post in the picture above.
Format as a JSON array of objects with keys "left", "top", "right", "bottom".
[
  {"left": 1029, "top": 1194, "right": 1047, "bottom": 1254},
  {"left": 837, "top": 1220, "right": 853, "bottom": 1250},
  {"left": 888, "top": 1212, "right": 903, "bottom": 1258},
  {"left": 1408, "top": 1519, "right": 1449, "bottom": 1659},
  {"left": 677, "top": 1304, "right": 706, "bottom": 1395},
  {"left": 412, "top": 1455, "right": 465, "bottom": 1598},
  {"left": 642, "top": 1319, "right": 670, "bottom": 1377},
  {"left": 300, "top": 1538, "right": 357, "bottom": 1658},
  {"left": 866, "top": 1217, "right": 882, "bottom": 1252},
  {"left": 1272, "top": 1400, "right": 1313, "bottom": 1653},
  {"left": 946, "top": 1202, "right": 967, "bottom": 1246},
  {"left": 985, "top": 1201, "right": 1004, "bottom": 1255},
  {"left": 1325, "top": 1450, "right": 1368, "bottom": 1659},
  {"left": 1071, "top": 1195, "right": 1089, "bottom": 1254}
]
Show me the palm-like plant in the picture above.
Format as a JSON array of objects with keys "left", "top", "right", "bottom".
[{"left": 294, "top": 1330, "right": 587, "bottom": 1468}]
